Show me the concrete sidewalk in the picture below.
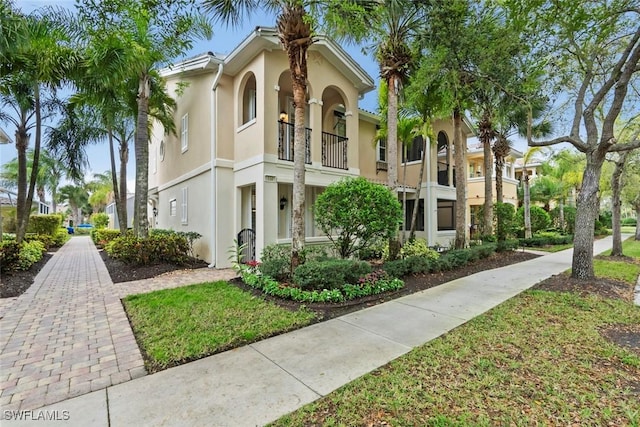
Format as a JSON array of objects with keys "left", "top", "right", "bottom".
[{"left": 3, "top": 236, "right": 622, "bottom": 426}]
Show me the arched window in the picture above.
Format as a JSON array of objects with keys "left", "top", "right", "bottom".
[
  {"left": 437, "top": 131, "right": 448, "bottom": 152},
  {"left": 242, "top": 73, "right": 257, "bottom": 124}
]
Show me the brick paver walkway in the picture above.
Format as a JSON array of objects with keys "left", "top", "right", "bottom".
[{"left": 0, "top": 236, "right": 235, "bottom": 412}]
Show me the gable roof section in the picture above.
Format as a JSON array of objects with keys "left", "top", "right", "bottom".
[{"left": 161, "top": 27, "right": 375, "bottom": 95}]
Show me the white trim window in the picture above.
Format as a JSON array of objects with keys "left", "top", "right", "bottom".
[
  {"left": 181, "top": 187, "right": 188, "bottom": 224},
  {"left": 169, "top": 199, "right": 177, "bottom": 217},
  {"left": 377, "top": 138, "right": 387, "bottom": 162},
  {"left": 181, "top": 113, "right": 189, "bottom": 153}
]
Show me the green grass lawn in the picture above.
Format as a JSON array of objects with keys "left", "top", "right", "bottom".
[
  {"left": 271, "top": 242, "right": 640, "bottom": 426},
  {"left": 123, "top": 281, "right": 316, "bottom": 372},
  {"left": 601, "top": 236, "right": 640, "bottom": 260},
  {"left": 533, "top": 242, "right": 573, "bottom": 252},
  {"left": 621, "top": 226, "right": 636, "bottom": 235}
]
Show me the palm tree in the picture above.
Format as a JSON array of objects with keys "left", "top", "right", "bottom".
[
  {"left": 397, "top": 116, "right": 421, "bottom": 243},
  {"left": 87, "top": 172, "right": 114, "bottom": 213},
  {"left": 521, "top": 146, "right": 543, "bottom": 238},
  {"left": 0, "top": 5, "right": 79, "bottom": 242},
  {"left": 77, "top": 0, "right": 212, "bottom": 239},
  {"left": 0, "top": 148, "right": 66, "bottom": 213},
  {"left": 371, "top": 0, "right": 422, "bottom": 191},
  {"left": 58, "top": 184, "right": 89, "bottom": 227}
]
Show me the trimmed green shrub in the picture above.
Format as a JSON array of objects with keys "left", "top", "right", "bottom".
[
  {"left": 314, "top": 177, "right": 402, "bottom": 259},
  {"left": 0, "top": 241, "right": 20, "bottom": 272},
  {"left": 495, "top": 203, "right": 517, "bottom": 241},
  {"left": 441, "top": 249, "right": 471, "bottom": 268},
  {"left": 92, "top": 229, "right": 121, "bottom": 248},
  {"left": 105, "top": 233, "right": 189, "bottom": 265},
  {"left": 2, "top": 240, "right": 48, "bottom": 272},
  {"left": 400, "top": 238, "right": 440, "bottom": 260},
  {"left": 496, "top": 239, "right": 519, "bottom": 252},
  {"left": 382, "top": 259, "right": 410, "bottom": 278},
  {"left": 52, "top": 227, "right": 70, "bottom": 247},
  {"left": 24, "top": 233, "right": 55, "bottom": 249},
  {"left": 27, "top": 214, "right": 61, "bottom": 235},
  {"left": 516, "top": 206, "right": 551, "bottom": 234},
  {"left": 90, "top": 213, "right": 109, "bottom": 229},
  {"left": 293, "top": 259, "right": 372, "bottom": 291},
  {"left": 621, "top": 217, "right": 637, "bottom": 226},
  {"left": 259, "top": 244, "right": 291, "bottom": 281}
]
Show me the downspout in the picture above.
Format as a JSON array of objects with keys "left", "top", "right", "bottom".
[{"left": 209, "top": 62, "right": 224, "bottom": 268}]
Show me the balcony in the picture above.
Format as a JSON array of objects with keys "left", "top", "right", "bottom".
[
  {"left": 322, "top": 131, "right": 348, "bottom": 170},
  {"left": 278, "top": 120, "right": 311, "bottom": 164}
]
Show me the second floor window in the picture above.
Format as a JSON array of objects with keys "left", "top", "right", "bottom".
[
  {"left": 181, "top": 113, "right": 188, "bottom": 152},
  {"left": 243, "top": 74, "right": 257, "bottom": 124},
  {"left": 377, "top": 138, "right": 387, "bottom": 162},
  {"left": 403, "top": 136, "right": 424, "bottom": 163}
]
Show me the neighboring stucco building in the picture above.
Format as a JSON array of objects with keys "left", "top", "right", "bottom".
[
  {"left": 466, "top": 142, "right": 523, "bottom": 236},
  {"left": 148, "top": 27, "right": 473, "bottom": 267}
]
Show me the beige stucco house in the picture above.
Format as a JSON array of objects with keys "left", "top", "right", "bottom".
[
  {"left": 466, "top": 142, "right": 523, "bottom": 236},
  {"left": 148, "top": 27, "right": 473, "bottom": 267}
]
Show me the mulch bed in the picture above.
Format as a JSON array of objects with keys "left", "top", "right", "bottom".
[
  {"left": 4, "top": 246, "right": 637, "bottom": 355},
  {"left": 0, "top": 253, "right": 53, "bottom": 298},
  {"left": 98, "top": 250, "right": 209, "bottom": 283},
  {"left": 230, "top": 250, "right": 541, "bottom": 321}
]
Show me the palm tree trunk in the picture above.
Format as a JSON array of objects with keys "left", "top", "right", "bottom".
[
  {"left": 409, "top": 138, "right": 427, "bottom": 241},
  {"left": 119, "top": 135, "right": 129, "bottom": 233},
  {"left": 635, "top": 207, "right": 640, "bottom": 241},
  {"left": 482, "top": 141, "right": 493, "bottom": 236},
  {"left": 387, "top": 75, "right": 398, "bottom": 189},
  {"left": 15, "top": 124, "right": 29, "bottom": 242},
  {"left": 107, "top": 128, "right": 122, "bottom": 232},
  {"left": 559, "top": 199, "right": 565, "bottom": 232},
  {"left": 134, "top": 75, "right": 150, "bottom": 238},
  {"left": 453, "top": 109, "right": 467, "bottom": 249},
  {"left": 495, "top": 156, "right": 504, "bottom": 205},
  {"left": 479, "top": 112, "right": 493, "bottom": 236}
]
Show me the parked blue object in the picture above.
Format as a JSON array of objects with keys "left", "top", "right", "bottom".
[
  {"left": 67, "top": 227, "right": 75, "bottom": 234},
  {"left": 77, "top": 224, "right": 94, "bottom": 229}
]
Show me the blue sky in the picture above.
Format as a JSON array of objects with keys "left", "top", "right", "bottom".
[{"left": 0, "top": 1, "right": 382, "bottom": 193}]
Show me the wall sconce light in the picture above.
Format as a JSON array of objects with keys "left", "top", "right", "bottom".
[
  {"left": 153, "top": 207, "right": 158, "bottom": 217},
  {"left": 279, "top": 196, "right": 288, "bottom": 210},
  {"left": 279, "top": 111, "right": 288, "bottom": 122}
]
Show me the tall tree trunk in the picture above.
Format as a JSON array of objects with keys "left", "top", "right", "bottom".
[
  {"left": 134, "top": 75, "right": 150, "bottom": 238},
  {"left": 453, "top": 109, "right": 467, "bottom": 249},
  {"left": 479, "top": 112, "right": 493, "bottom": 236},
  {"left": 495, "top": 155, "right": 504, "bottom": 204},
  {"left": 387, "top": 75, "right": 399, "bottom": 189},
  {"left": 571, "top": 152, "right": 604, "bottom": 280},
  {"left": 610, "top": 152, "right": 627, "bottom": 256},
  {"left": 15, "top": 124, "right": 29, "bottom": 242},
  {"left": 523, "top": 172, "right": 532, "bottom": 238},
  {"left": 108, "top": 128, "right": 122, "bottom": 232},
  {"left": 287, "top": 38, "right": 311, "bottom": 270},
  {"left": 409, "top": 138, "right": 427, "bottom": 241},
  {"left": 16, "top": 85, "right": 42, "bottom": 242},
  {"left": 559, "top": 199, "right": 565, "bottom": 232},
  {"left": 119, "top": 134, "right": 129, "bottom": 233}
]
